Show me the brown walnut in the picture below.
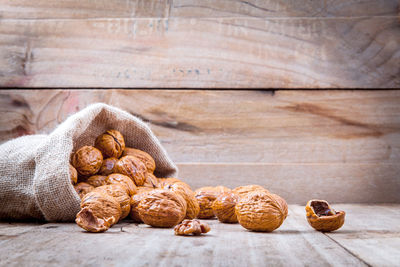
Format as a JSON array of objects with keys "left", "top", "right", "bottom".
[
  {"left": 95, "top": 129, "right": 125, "bottom": 158},
  {"left": 164, "top": 182, "right": 200, "bottom": 219},
  {"left": 195, "top": 186, "right": 231, "bottom": 219},
  {"left": 114, "top": 156, "right": 147, "bottom": 186},
  {"left": 106, "top": 173, "right": 137, "bottom": 196},
  {"left": 158, "top": 177, "right": 186, "bottom": 188},
  {"left": 69, "top": 164, "right": 78, "bottom": 184},
  {"left": 305, "top": 199, "right": 345, "bottom": 232},
  {"left": 75, "top": 191, "right": 121, "bottom": 233},
  {"left": 235, "top": 190, "right": 288, "bottom": 232},
  {"left": 142, "top": 173, "right": 159, "bottom": 189},
  {"left": 86, "top": 175, "right": 108, "bottom": 188},
  {"left": 232, "top": 185, "right": 268, "bottom": 198},
  {"left": 174, "top": 219, "right": 211, "bottom": 236},
  {"left": 212, "top": 191, "right": 239, "bottom": 223},
  {"left": 92, "top": 184, "right": 131, "bottom": 220},
  {"left": 122, "top": 148, "right": 156, "bottom": 173},
  {"left": 72, "top": 146, "right": 103, "bottom": 176},
  {"left": 98, "top": 157, "right": 118, "bottom": 176},
  {"left": 129, "top": 187, "right": 154, "bottom": 222},
  {"left": 137, "top": 189, "right": 187, "bottom": 228},
  {"left": 74, "top": 182, "right": 95, "bottom": 199}
]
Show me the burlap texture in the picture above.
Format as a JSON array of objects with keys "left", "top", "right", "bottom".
[{"left": 0, "top": 103, "right": 178, "bottom": 222}]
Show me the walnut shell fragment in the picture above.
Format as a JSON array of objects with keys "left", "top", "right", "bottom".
[
  {"left": 95, "top": 129, "right": 125, "bottom": 158},
  {"left": 122, "top": 148, "right": 156, "bottom": 173},
  {"left": 212, "top": 192, "right": 239, "bottom": 223},
  {"left": 114, "top": 156, "right": 147, "bottom": 186},
  {"left": 305, "top": 199, "right": 345, "bottom": 232},
  {"left": 75, "top": 191, "right": 121, "bottom": 233},
  {"left": 72, "top": 146, "right": 103, "bottom": 176},
  {"left": 137, "top": 189, "right": 187, "bottom": 228},
  {"left": 174, "top": 219, "right": 211, "bottom": 236},
  {"left": 235, "top": 190, "right": 288, "bottom": 232}
]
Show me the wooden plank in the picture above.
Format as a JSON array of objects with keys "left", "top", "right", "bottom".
[
  {"left": 291, "top": 204, "right": 400, "bottom": 267},
  {"left": 0, "top": 16, "right": 398, "bottom": 88},
  {"left": 1, "top": 0, "right": 398, "bottom": 19},
  {"left": 0, "top": 205, "right": 368, "bottom": 266},
  {"left": 0, "top": 89, "right": 399, "bottom": 203}
]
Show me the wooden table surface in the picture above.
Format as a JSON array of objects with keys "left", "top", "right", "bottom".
[{"left": 1, "top": 204, "right": 399, "bottom": 266}]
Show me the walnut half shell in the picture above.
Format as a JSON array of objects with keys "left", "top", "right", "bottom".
[{"left": 305, "top": 199, "right": 345, "bottom": 232}]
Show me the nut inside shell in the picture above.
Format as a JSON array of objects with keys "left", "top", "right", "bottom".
[{"left": 305, "top": 199, "right": 345, "bottom": 232}]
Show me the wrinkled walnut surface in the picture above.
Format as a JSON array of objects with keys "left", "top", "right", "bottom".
[
  {"left": 76, "top": 191, "right": 121, "bottom": 232},
  {"left": 92, "top": 184, "right": 131, "bottom": 220},
  {"left": 306, "top": 199, "right": 345, "bottom": 232},
  {"left": 142, "top": 173, "right": 159, "bottom": 189},
  {"left": 69, "top": 164, "right": 78, "bottom": 184},
  {"left": 164, "top": 182, "right": 200, "bottom": 219},
  {"left": 174, "top": 219, "right": 211, "bottom": 236},
  {"left": 98, "top": 157, "right": 118, "bottom": 176},
  {"left": 129, "top": 187, "right": 154, "bottom": 222},
  {"left": 106, "top": 173, "right": 137, "bottom": 196},
  {"left": 195, "top": 186, "right": 230, "bottom": 219},
  {"left": 137, "top": 189, "right": 187, "bottom": 228},
  {"left": 232, "top": 185, "right": 268, "bottom": 198},
  {"left": 235, "top": 190, "right": 288, "bottom": 232},
  {"left": 72, "top": 146, "right": 103, "bottom": 176},
  {"left": 114, "top": 156, "right": 147, "bottom": 186},
  {"left": 95, "top": 130, "right": 125, "bottom": 158},
  {"left": 212, "top": 192, "right": 239, "bottom": 223},
  {"left": 74, "top": 182, "right": 95, "bottom": 199},
  {"left": 122, "top": 148, "right": 156, "bottom": 173},
  {"left": 86, "top": 175, "right": 108, "bottom": 188}
]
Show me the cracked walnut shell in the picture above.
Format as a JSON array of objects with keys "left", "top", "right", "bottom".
[
  {"left": 114, "top": 156, "right": 147, "bottom": 186},
  {"left": 72, "top": 146, "right": 103, "bottom": 176},
  {"left": 95, "top": 129, "right": 125, "bottom": 158},
  {"left": 75, "top": 191, "right": 121, "bottom": 233},
  {"left": 137, "top": 189, "right": 187, "bottom": 228},
  {"left": 174, "top": 219, "right": 211, "bottom": 236},
  {"left": 235, "top": 190, "right": 288, "bottom": 232},
  {"left": 305, "top": 199, "right": 345, "bottom": 232},
  {"left": 212, "top": 191, "right": 239, "bottom": 223},
  {"left": 122, "top": 148, "right": 156, "bottom": 173}
]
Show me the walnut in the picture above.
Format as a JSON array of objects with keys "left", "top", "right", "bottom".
[
  {"left": 195, "top": 186, "right": 231, "bottom": 219},
  {"left": 114, "top": 156, "right": 147, "bottom": 186},
  {"left": 85, "top": 175, "right": 108, "bottom": 187},
  {"left": 95, "top": 129, "right": 125, "bottom": 158},
  {"left": 122, "top": 148, "right": 156, "bottom": 173},
  {"left": 106, "top": 173, "right": 137, "bottom": 196},
  {"left": 164, "top": 182, "right": 200, "bottom": 219},
  {"left": 137, "top": 189, "right": 187, "bottom": 228},
  {"left": 235, "top": 190, "right": 288, "bottom": 232},
  {"left": 232, "top": 185, "right": 268, "bottom": 198},
  {"left": 157, "top": 177, "right": 185, "bottom": 188},
  {"left": 98, "top": 157, "right": 118, "bottom": 176},
  {"left": 92, "top": 184, "right": 131, "bottom": 220},
  {"left": 129, "top": 187, "right": 154, "bottom": 223},
  {"left": 69, "top": 164, "right": 78, "bottom": 184},
  {"left": 212, "top": 192, "right": 239, "bottom": 223},
  {"left": 174, "top": 219, "right": 210, "bottom": 236},
  {"left": 74, "top": 182, "right": 95, "bottom": 198},
  {"left": 142, "top": 173, "right": 159, "bottom": 189},
  {"left": 305, "top": 199, "right": 345, "bottom": 232},
  {"left": 75, "top": 191, "right": 121, "bottom": 232},
  {"left": 71, "top": 146, "right": 103, "bottom": 176}
]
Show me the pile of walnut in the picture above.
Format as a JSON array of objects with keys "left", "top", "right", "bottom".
[{"left": 71, "top": 129, "right": 336, "bottom": 234}]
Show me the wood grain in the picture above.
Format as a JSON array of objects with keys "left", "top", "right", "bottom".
[
  {"left": 0, "top": 89, "right": 399, "bottom": 203},
  {"left": 0, "top": 205, "right": 379, "bottom": 266},
  {"left": 0, "top": 0, "right": 399, "bottom": 88}
]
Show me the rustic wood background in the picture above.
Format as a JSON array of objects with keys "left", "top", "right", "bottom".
[
  {"left": 0, "top": 0, "right": 399, "bottom": 88},
  {"left": 1, "top": 89, "right": 399, "bottom": 204}
]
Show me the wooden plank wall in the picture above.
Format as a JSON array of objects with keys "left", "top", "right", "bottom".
[
  {"left": 1, "top": 89, "right": 399, "bottom": 204},
  {"left": 0, "top": 0, "right": 399, "bottom": 88}
]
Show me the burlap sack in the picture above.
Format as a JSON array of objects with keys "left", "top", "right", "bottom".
[{"left": 0, "top": 103, "right": 178, "bottom": 222}]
